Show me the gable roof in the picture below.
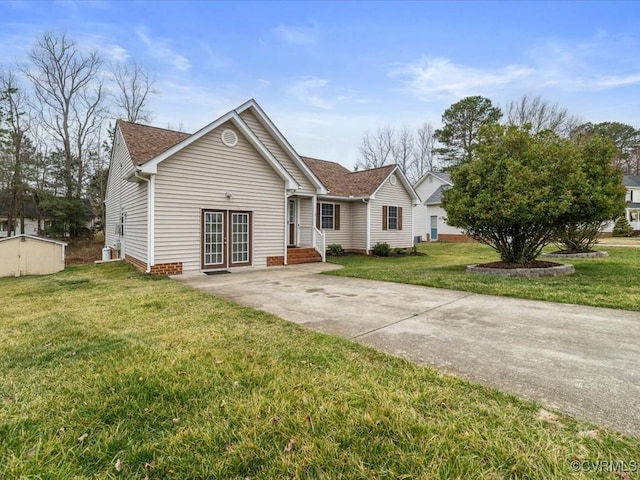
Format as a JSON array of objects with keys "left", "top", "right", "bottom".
[
  {"left": 424, "top": 184, "right": 451, "bottom": 205},
  {"left": 119, "top": 109, "right": 300, "bottom": 190},
  {"left": 413, "top": 170, "right": 453, "bottom": 190},
  {"left": 117, "top": 120, "right": 190, "bottom": 166},
  {"left": 624, "top": 175, "right": 640, "bottom": 188},
  {"left": 301, "top": 157, "right": 419, "bottom": 202},
  {"left": 116, "top": 100, "right": 334, "bottom": 192},
  {"left": 236, "top": 100, "right": 327, "bottom": 194}
]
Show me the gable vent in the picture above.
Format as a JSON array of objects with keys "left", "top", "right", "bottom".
[{"left": 221, "top": 129, "right": 238, "bottom": 147}]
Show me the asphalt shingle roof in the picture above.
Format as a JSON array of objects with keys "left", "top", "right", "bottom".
[
  {"left": 116, "top": 120, "right": 398, "bottom": 199},
  {"left": 118, "top": 120, "right": 190, "bottom": 166},
  {"left": 424, "top": 185, "right": 451, "bottom": 205},
  {"left": 624, "top": 175, "right": 640, "bottom": 188},
  {"left": 301, "top": 157, "right": 396, "bottom": 197}
]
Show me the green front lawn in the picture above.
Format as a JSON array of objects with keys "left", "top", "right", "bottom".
[
  {"left": 328, "top": 242, "right": 640, "bottom": 311},
  {"left": 1, "top": 263, "right": 638, "bottom": 478}
]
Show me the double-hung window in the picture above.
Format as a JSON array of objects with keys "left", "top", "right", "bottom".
[
  {"left": 321, "top": 203, "right": 334, "bottom": 229},
  {"left": 388, "top": 206, "right": 398, "bottom": 230}
]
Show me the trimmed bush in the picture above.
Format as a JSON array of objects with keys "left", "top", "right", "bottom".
[
  {"left": 612, "top": 217, "right": 634, "bottom": 237},
  {"left": 327, "top": 243, "right": 344, "bottom": 256},
  {"left": 372, "top": 242, "right": 391, "bottom": 257}
]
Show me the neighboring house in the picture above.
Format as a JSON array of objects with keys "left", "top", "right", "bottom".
[
  {"left": 0, "top": 192, "right": 42, "bottom": 238},
  {"left": 602, "top": 175, "right": 640, "bottom": 233},
  {"left": 105, "top": 99, "right": 419, "bottom": 275},
  {"left": 412, "top": 171, "right": 468, "bottom": 242}
]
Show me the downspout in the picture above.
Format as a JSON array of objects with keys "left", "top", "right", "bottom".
[
  {"left": 365, "top": 198, "right": 371, "bottom": 255},
  {"left": 312, "top": 195, "right": 317, "bottom": 249},
  {"left": 284, "top": 187, "right": 289, "bottom": 265},
  {"left": 134, "top": 171, "right": 154, "bottom": 273}
]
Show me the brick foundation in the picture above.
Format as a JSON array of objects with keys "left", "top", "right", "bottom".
[
  {"left": 150, "top": 262, "right": 183, "bottom": 275},
  {"left": 267, "top": 256, "right": 285, "bottom": 266},
  {"left": 125, "top": 254, "right": 147, "bottom": 272},
  {"left": 124, "top": 254, "right": 183, "bottom": 275},
  {"left": 431, "top": 234, "right": 475, "bottom": 243}
]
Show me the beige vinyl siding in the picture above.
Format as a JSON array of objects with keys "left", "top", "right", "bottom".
[
  {"left": 104, "top": 128, "right": 148, "bottom": 262},
  {"left": 320, "top": 201, "right": 352, "bottom": 248},
  {"left": 297, "top": 197, "right": 313, "bottom": 246},
  {"left": 240, "top": 110, "right": 316, "bottom": 195},
  {"left": 154, "top": 120, "right": 285, "bottom": 272},
  {"left": 413, "top": 204, "right": 428, "bottom": 241},
  {"left": 350, "top": 201, "right": 368, "bottom": 250},
  {"left": 426, "top": 205, "right": 465, "bottom": 237},
  {"left": 370, "top": 179, "right": 414, "bottom": 248}
]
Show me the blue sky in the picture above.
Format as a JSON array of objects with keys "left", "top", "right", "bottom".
[{"left": 1, "top": 0, "right": 639, "bottom": 168}]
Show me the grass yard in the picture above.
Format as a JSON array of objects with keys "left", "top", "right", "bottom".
[
  {"left": 1, "top": 263, "right": 639, "bottom": 478},
  {"left": 328, "top": 242, "right": 640, "bottom": 311}
]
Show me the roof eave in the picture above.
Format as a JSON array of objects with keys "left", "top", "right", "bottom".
[
  {"left": 137, "top": 111, "right": 300, "bottom": 190},
  {"left": 236, "top": 99, "right": 327, "bottom": 194}
]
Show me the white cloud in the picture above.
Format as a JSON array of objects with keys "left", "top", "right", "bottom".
[
  {"left": 395, "top": 33, "right": 640, "bottom": 101},
  {"left": 391, "top": 57, "right": 535, "bottom": 100},
  {"left": 288, "top": 77, "right": 333, "bottom": 109},
  {"left": 273, "top": 23, "right": 319, "bottom": 45},
  {"left": 287, "top": 77, "right": 365, "bottom": 110},
  {"left": 136, "top": 27, "right": 190, "bottom": 72}
]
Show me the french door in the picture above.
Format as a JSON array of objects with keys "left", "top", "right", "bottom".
[{"left": 202, "top": 210, "right": 252, "bottom": 269}]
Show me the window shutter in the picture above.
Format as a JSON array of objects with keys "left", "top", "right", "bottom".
[
  {"left": 398, "top": 207, "right": 403, "bottom": 231},
  {"left": 316, "top": 203, "right": 320, "bottom": 229},
  {"left": 382, "top": 205, "right": 388, "bottom": 230},
  {"left": 335, "top": 204, "right": 341, "bottom": 230}
]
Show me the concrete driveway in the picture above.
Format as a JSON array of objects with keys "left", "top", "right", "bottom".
[{"left": 176, "top": 263, "right": 640, "bottom": 437}]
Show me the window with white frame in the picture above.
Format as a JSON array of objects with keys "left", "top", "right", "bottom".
[
  {"left": 388, "top": 206, "right": 398, "bottom": 230},
  {"left": 321, "top": 203, "right": 334, "bottom": 230}
]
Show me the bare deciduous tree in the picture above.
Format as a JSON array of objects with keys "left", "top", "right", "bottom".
[
  {"left": 23, "top": 32, "right": 107, "bottom": 200},
  {"left": 356, "top": 123, "right": 440, "bottom": 182},
  {"left": 392, "top": 127, "right": 415, "bottom": 181},
  {"left": 0, "top": 71, "right": 31, "bottom": 236},
  {"left": 505, "top": 95, "right": 580, "bottom": 137},
  {"left": 356, "top": 127, "right": 395, "bottom": 170},
  {"left": 112, "top": 60, "right": 156, "bottom": 124},
  {"left": 414, "top": 122, "right": 437, "bottom": 180}
]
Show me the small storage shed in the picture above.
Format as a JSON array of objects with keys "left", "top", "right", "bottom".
[{"left": 0, "top": 235, "right": 67, "bottom": 278}]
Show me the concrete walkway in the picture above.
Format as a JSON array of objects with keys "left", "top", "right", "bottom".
[{"left": 176, "top": 263, "right": 640, "bottom": 437}]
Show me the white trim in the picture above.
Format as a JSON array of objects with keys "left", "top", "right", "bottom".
[
  {"left": 149, "top": 175, "right": 155, "bottom": 268},
  {"left": 366, "top": 200, "right": 371, "bottom": 253},
  {"left": 138, "top": 111, "right": 300, "bottom": 191},
  {"left": 284, "top": 187, "right": 288, "bottom": 265},
  {"left": 311, "top": 195, "right": 318, "bottom": 248},
  {"left": 235, "top": 99, "right": 328, "bottom": 195},
  {"left": 414, "top": 171, "right": 453, "bottom": 191},
  {"left": 370, "top": 166, "right": 421, "bottom": 204},
  {"left": 0, "top": 234, "right": 68, "bottom": 247},
  {"left": 317, "top": 195, "right": 370, "bottom": 201}
]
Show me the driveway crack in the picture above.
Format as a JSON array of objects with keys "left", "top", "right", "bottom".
[{"left": 350, "top": 293, "right": 475, "bottom": 339}]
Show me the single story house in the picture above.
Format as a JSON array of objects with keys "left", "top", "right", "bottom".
[
  {"left": 105, "top": 99, "right": 419, "bottom": 275},
  {"left": 413, "top": 171, "right": 468, "bottom": 242}
]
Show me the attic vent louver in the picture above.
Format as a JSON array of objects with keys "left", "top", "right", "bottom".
[{"left": 221, "top": 129, "right": 238, "bottom": 147}]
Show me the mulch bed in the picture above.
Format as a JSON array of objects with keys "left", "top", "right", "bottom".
[{"left": 477, "top": 260, "right": 562, "bottom": 269}]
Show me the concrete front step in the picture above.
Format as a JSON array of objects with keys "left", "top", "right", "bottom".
[{"left": 287, "top": 247, "right": 322, "bottom": 264}]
